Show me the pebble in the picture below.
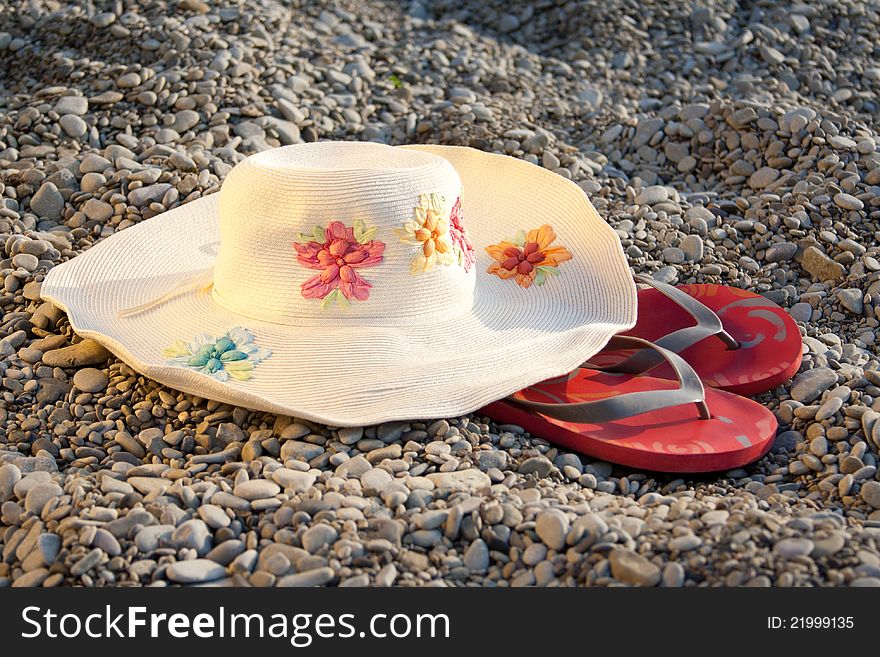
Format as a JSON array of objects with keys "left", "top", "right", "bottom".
[
  {"left": 426, "top": 470, "right": 491, "bottom": 492},
  {"left": 360, "top": 468, "right": 393, "bottom": 493},
  {"left": 30, "top": 182, "right": 64, "bottom": 220},
  {"left": 42, "top": 339, "right": 112, "bottom": 367},
  {"left": 669, "top": 535, "right": 702, "bottom": 552},
  {"left": 24, "top": 482, "right": 63, "bottom": 515},
  {"left": 773, "top": 538, "right": 815, "bottom": 559},
  {"left": 789, "top": 302, "right": 813, "bottom": 323},
  {"left": 272, "top": 468, "right": 316, "bottom": 493},
  {"left": 198, "top": 504, "right": 230, "bottom": 529},
  {"left": 463, "top": 539, "right": 490, "bottom": 573},
  {"left": 790, "top": 368, "right": 837, "bottom": 403},
  {"left": 608, "top": 549, "right": 661, "bottom": 587},
  {"left": 862, "top": 481, "right": 880, "bottom": 509},
  {"left": 661, "top": 562, "right": 685, "bottom": 587},
  {"left": 833, "top": 193, "right": 864, "bottom": 211},
  {"left": 535, "top": 510, "right": 569, "bottom": 551},
  {"left": 301, "top": 524, "right": 339, "bottom": 553},
  {"left": 280, "top": 440, "right": 324, "bottom": 461},
  {"left": 59, "top": 114, "right": 88, "bottom": 138},
  {"left": 635, "top": 185, "right": 668, "bottom": 205},
  {"left": 766, "top": 242, "right": 797, "bottom": 263},
  {"left": 802, "top": 246, "right": 845, "bottom": 282},
  {"left": 838, "top": 289, "right": 863, "bottom": 314},
  {"left": 748, "top": 167, "right": 780, "bottom": 189},
  {"left": 277, "top": 567, "right": 335, "bottom": 587},
  {"left": 0, "top": 464, "right": 21, "bottom": 502},
  {"left": 83, "top": 198, "right": 114, "bottom": 221},
  {"left": 73, "top": 368, "right": 109, "bottom": 393},
  {"left": 127, "top": 183, "right": 172, "bottom": 207},
  {"left": 518, "top": 456, "right": 554, "bottom": 476},
  {"left": 680, "top": 235, "right": 704, "bottom": 261},
  {"left": 54, "top": 95, "right": 89, "bottom": 115},
  {"left": 166, "top": 559, "right": 226, "bottom": 584},
  {"left": 233, "top": 479, "right": 280, "bottom": 500},
  {"left": 811, "top": 532, "right": 846, "bottom": 558}
]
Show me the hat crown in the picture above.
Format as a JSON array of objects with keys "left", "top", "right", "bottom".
[{"left": 212, "top": 143, "right": 475, "bottom": 326}]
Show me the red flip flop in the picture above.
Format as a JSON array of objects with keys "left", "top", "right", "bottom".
[
  {"left": 587, "top": 276, "right": 803, "bottom": 396},
  {"left": 482, "top": 336, "right": 778, "bottom": 472}
]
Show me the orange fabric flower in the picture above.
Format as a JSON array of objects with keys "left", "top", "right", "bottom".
[{"left": 486, "top": 224, "right": 572, "bottom": 288}]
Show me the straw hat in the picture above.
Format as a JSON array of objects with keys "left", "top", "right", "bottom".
[{"left": 41, "top": 142, "right": 637, "bottom": 426}]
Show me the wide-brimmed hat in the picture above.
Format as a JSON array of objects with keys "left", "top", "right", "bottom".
[{"left": 41, "top": 142, "right": 637, "bottom": 426}]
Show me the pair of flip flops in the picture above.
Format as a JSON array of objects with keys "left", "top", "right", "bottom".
[{"left": 481, "top": 276, "right": 802, "bottom": 472}]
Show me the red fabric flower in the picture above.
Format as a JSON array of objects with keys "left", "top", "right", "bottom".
[
  {"left": 447, "top": 196, "right": 475, "bottom": 272},
  {"left": 293, "top": 220, "right": 385, "bottom": 307}
]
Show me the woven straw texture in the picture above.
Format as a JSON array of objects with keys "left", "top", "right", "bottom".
[{"left": 41, "top": 142, "right": 637, "bottom": 426}]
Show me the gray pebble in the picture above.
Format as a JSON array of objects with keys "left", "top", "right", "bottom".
[
  {"left": 166, "top": 559, "right": 226, "bottom": 584},
  {"left": 72, "top": 367, "right": 108, "bottom": 393}
]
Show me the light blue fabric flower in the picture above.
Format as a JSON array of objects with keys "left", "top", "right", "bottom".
[{"left": 162, "top": 327, "right": 271, "bottom": 381}]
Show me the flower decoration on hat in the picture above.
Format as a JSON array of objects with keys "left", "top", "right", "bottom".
[
  {"left": 447, "top": 196, "right": 475, "bottom": 272},
  {"left": 485, "top": 224, "right": 572, "bottom": 288},
  {"left": 162, "top": 327, "right": 271, "bottom": 381},
  {"left": 293, "top": 220, "right": 386, "bottom": 309},
  {"left": 397, "top": 193, "right": 455, "bottom": 273}
]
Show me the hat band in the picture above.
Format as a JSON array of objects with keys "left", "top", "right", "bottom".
[
  {"left": 116, "top": 267, "right": 478, "bottom": 327},
  {"left": 117, "top": 269, "right": 214, "bottom": 319}
]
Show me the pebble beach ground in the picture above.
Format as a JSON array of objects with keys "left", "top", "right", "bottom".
[{"left": 1, "top": 0, "right": 880, "bottom": 587}]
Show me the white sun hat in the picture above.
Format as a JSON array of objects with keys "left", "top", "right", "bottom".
[{"left": 40, "top": 142, "right": 637, "bottom": 426}]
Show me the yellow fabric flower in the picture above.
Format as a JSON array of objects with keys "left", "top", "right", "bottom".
[{"left": 396, "top": 193, "right": 454, "bottom": 273}]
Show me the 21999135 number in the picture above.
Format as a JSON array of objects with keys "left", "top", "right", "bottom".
[{"left": 768, "top": 616, "right": 854, "bottom": 629}]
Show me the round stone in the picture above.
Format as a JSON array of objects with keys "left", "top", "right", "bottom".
[
  {"left": 670, "top": 534, "right": 702, "bottom": 552},
  {"left": 535, "top": 510, "right": 569, "bottom": 551},
  {"left": 773, "top": 537, "right": 815, "bottom": 559},
  {"left": 30, "top": 182, "right": 64, "bottom": 220},
  {"left": 12, "top": 253, "right": 39, "bottom": 271},
  {"left": 24, "top": 482, "right": 63, "bottom": 515},
  {"left": 73, "top": 368, "right": 109, "bottom": 393},
  {"left": 861, "top": 481, "right": 880, "bottom": 509},
  {"left": 0, "top": 464, "right": 22, "bottom": 502},
  {"left": 748, "top": 167, "right": 780, "bottom": 189},
  {"left": 198, "top": 504, "right": 231, "bottom": 529},
  {"left": 833, "top": 193, "right": 864, "bottom": 211},
  {"left": 233, "top": 479, "right": 280, "bottom": 500},
  {"left": 54, "top": 95, "right": 89, "bottom": 115},
  {"left": 789, "top": 302, "right": 813, "bottom": 323},
  {"left": 608, "top": 549, "right": 661, "bottom": 587},
  {"left": 463, "top": 538, "right": 490, "bottom": 573},
  {"left": 166, "top": 559, "right": 226, "bottom": 584},
  {"left": 59, "top": 114, "right": 88, "bottom": 138},
  {"left": 680, "top": 234, "right": 704, "bottom": 261},
  {"left": 790, "top": 368, "right": 837, "bottom": 403},
  {"left": 301, "top": 524, "right": 339, "bottom": 553},
  {"left": 635, "top": 185, "right": 668, "bottom": 205}
]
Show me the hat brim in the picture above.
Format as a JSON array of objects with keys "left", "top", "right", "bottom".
[{"left": 41, "top": 145, "right": 637, "bottom": 426}]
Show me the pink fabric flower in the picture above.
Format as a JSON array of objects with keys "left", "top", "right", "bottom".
[
  {"left": 447, "top": 197, "right": 475, "bottom": 272},
  {"left": 293, "top": 220, "right": 385, "bottom": 307}
]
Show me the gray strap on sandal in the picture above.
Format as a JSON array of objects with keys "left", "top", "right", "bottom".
[
  {"left": 635, "top": 274, "right": 739, "bottom": 353},
  {"left": 509, "top": 336, "right": 711, "bottom": 424},
  {"left": 603, "top": 275, "right": 739, "bottom": 375}
]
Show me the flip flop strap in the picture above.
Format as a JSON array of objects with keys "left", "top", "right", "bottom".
[
  {"left": 510, "top": 336, "right": 710, "bottom": 424},
  {"left": 634, "top": 274, "right": 739, "bottom": 353}
]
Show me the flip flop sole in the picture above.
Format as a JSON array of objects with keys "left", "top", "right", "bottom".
[
  {"left": 481, "top": 369, "right": 778, "bottom": 472},
  {"left": 592, "top": 284, "right": 803, "bottom": 396}
]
